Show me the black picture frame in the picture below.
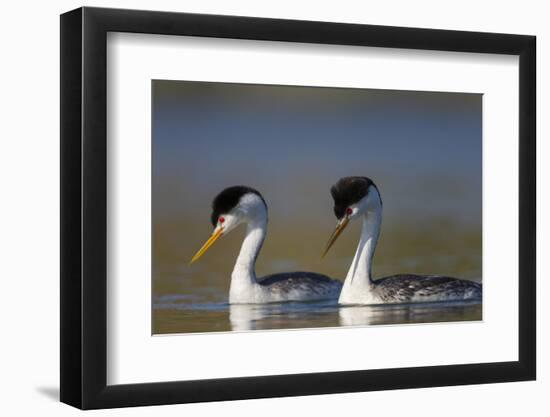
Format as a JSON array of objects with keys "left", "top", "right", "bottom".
[{"left": 60, "top": 6, "right": 536, "bottom": 410}]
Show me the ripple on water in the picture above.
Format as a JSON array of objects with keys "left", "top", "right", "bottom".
[{"left": 152, "top": 296, "right": 482, "bottom": 334}]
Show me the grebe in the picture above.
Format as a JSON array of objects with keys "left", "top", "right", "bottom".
[
  {"left": 190, "top": 186, "right": 342, "bottom": 304},
  {"left": 323, "top": 177, "right": 482, "bottom": 305}
]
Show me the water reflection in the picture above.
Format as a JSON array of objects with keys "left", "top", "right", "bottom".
[
  {"left": 226, "top": 301, "right": 482, "bottom": 333},
  {"left": 153, "top": 293, "right": 481, "bottom": 334},
  {"left": 229, "top": 304, "right": 267, "bottom": 331},
  {"left": 228, "top": 301, "right": 341, "bottom": 332},
  {"left": 338, "top": 301, "right": 482, "bottom": 326}
]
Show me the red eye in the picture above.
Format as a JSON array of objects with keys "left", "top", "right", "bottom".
[
  {"left": 346, "top": 207, "right": 353, "bottom": 215},
  {"left": 219, "top": 217, "right": 225, "bottom": 224}
]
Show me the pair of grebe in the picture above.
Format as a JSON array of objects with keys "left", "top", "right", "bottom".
[{"left": 190, "top": 177, "right": 482, "bottom": 305}]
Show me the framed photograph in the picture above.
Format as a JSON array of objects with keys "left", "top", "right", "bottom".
[{"left": 60, "top": 6, "right": 536, "bottom": 409}]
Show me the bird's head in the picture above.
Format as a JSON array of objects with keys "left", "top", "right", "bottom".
[
  {"left": 322, "top": 176, "right": 382, "bottom": 257},
  {"left": 190, "top": 186, "right": 267, "bottom": 263}
]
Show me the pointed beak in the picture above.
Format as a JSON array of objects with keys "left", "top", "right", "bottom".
[
  {"left": 322, "top": 216, "right": 350, "bottom": 258},
  {"left": 190, "top": 227, "right": 224, "bottom": 264}
]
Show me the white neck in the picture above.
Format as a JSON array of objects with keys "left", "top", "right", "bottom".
[
  {"left": 229, "top": 217, "right": 267, "bottom": 300},
  {"left": 348, "top": 210, "right": 381, "bottom": 284},
  {"left": 339, "top": 203, "right": 382, "bottom": 304}
]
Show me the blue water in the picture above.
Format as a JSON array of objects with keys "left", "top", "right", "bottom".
[{"left": 153, "top": 293, "right": 482, "bottom": 334}]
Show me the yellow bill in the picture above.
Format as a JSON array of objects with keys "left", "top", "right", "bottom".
[
  {"left": 322, "top": 217, "right": 350, "bottom": 258},
  {"left": 190, "top": 228, "right": 224, "bottom": 264}
]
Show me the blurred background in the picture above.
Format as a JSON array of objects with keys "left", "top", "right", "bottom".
[{"left": 152, "top": 80, "right": 482, "bottom": 333}]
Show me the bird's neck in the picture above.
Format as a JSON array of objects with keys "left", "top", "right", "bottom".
[
  {"left": 345, "top": 208, "right": 382, "bottom": 287},
  {"left": 230, "top": 217, "right": 267, "bottom": 291}
]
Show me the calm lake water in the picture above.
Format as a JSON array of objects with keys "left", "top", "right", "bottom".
[
  {"left": 153, "top": 215, "right": 482, "bottom": 335},
  {"left": 153, "top": 296, "right": 482, "bottom": 334},
  {"left": 152, "top": 227, "right": 482, "bottom": 334}
]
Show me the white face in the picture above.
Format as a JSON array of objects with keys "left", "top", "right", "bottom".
[
  {"left": 323, "top": 185, "right": 382, "bottom": 257},
  {"left": 190, "top": 192, "right": 267, "bottom": 264},
  {"left": 345, "top": 185, "right": 382, "bottom": 223},
  {"left": 212, "top": 193, "right": 267, "bottom": 236}
]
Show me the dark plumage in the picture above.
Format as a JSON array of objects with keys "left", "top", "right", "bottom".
[
  {"left": 210, "top": 186, "right": 266, "bottom": 226},
  {"left": 330, "top": 176, "right": 381, "bottom": 219},
  {"left": 372, "top": 274, "right": 482, "bottom": 303},
  {"left": 258, "top": 272, "right": 342, "bottom": 298}
]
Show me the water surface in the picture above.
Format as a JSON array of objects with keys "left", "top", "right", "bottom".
[{"left": 153, "top": 294, "right": 482, "bottom": 334}]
